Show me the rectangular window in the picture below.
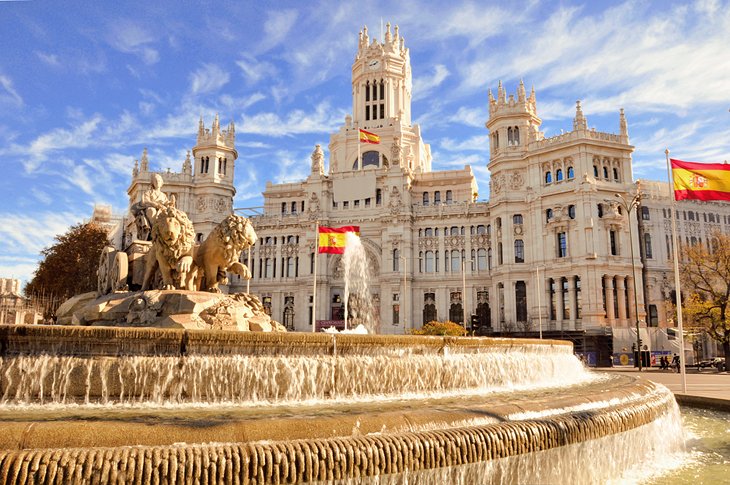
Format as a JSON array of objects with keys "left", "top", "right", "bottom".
[
  {"left": 649, "top": 304, "right": 659, "bottom": 327},
  {"left": 365, "top": 198, "right": 371, "bottom": 207},
  {"left": 343, "top": 201, "right": 349, "bottom": 208},
  {"left": 365, "top": 106, "right": 370, "bottom": 121},
  {"left": 392, "top": 304, "right": 399, "bottom": 325},
  {"left": 557, "top": 232, "right": 567, "bottom": 258},
  {"left": 610, "top": 231, "right": 618, "bottom": 256},
  {"left": 354, "top": 200, "right": 360, "bottom": 208}
]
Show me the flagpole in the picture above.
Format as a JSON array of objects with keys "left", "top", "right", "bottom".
[
  {"left": 666, "top": 148, "right": 687, "bottom": 393},
  {"left": 312, "top": 221, "right": 319, "bottom": 333},
  {"left": 358, "top": 131, "right": 362, "bottom": 171}
]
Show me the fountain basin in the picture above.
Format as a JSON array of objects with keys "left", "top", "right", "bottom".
[{"left": 0, "top": 325, "right": 683, "bottom": 484}]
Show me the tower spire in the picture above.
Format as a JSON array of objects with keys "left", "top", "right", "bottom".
[
  {"left": 619, "top": 108, "right": 628, "bottom": 138},
  {"left": 518, "top": 79, "right": 526, "bottom": 102},
  {"left": 573, "top": 100, "right": 587, "bottom": 130},
  {"left": 140, "top": 147, "right": 149, "bottom": 172}
]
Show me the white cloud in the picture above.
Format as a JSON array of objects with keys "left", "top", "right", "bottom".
[
  {"left": 35, "top": 51, "right": 60, "bottom": 67},
  {"left": 107, "top": 21, "right": 160, "bottom": 65},
  {"left": 0, "top": 74, "right": 23, "bottom": 106},
  {"left": 236, "top": 56, "right": 278, "bottom": 85},
  {"left": 413, "top": 65, "right": 450, "bottom": 101},
  {"left": 259, "top": 10, "right": 299, "bottom": 52},
  {"left": 439, "top": 135, "right": 489, "bottom": 152},
  {"left": 241, "top": 102, "right": 345, "bottom": 136},
  {"left": 189, "top": 63, "right": 230, "bottom": 95},
  {"left": 19, "top": 115, "right": 103, "bottom": 172},
  {"left": 0, "top": 211, "right": 85, "bottom": 257}
]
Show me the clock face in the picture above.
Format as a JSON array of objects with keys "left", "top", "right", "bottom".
[{"left": 368, "top": 59, "right": 380, "bottom": 70}]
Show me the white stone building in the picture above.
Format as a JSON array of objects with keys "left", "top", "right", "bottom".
[{"left": 118, "top": 24, "right": 730, "bottom": 362}]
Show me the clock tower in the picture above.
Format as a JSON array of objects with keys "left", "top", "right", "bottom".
[{"left": 328, "top": 23, "right": 431, "bottom": 175}]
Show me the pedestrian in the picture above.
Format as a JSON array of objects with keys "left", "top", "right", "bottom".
[{"left": 671, "top": 354, "right": 680, "bottom": 373}]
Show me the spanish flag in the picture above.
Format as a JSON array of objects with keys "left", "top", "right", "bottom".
[
  {"left": 671, "top": 159, "right": 730, "bottom": 201},
  {"left": 318, "top": 226, "right": 361, "bottom": 254},
  {"left": 359, "top": 129, "right": 380, "bottom": 144}
]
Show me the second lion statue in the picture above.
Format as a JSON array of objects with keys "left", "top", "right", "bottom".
[{"left": 195, "top": 214, "right": 257, "bottom": 292}]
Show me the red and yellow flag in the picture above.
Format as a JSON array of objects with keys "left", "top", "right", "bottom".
[
  {"left": 318, "top": 226, "right": 361, "bottom": 254},
  {"left": 359, "top": 129, "right": 380, "bottom": 144},
  {"left": 671, "top": 159, "right": 730, "bottom": 201}
]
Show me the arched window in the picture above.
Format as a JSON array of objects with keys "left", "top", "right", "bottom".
[
  {"left": 603, "top": 166, "right": 609, "bottom": 179},
  {"left": 451, "top": 249, "right": 461, "bottom": 272},
  {"left": 291, "top": 201, "right": 297, "bottom": 213},
  {"left": 556, "top": 169, "right": 563, "bottom": 181},
  {"left": 477, "top": 248, "right": 487, "bottom": 271},
  {"left": 507, "top": 127, "right": 514, "bottom": 145},
  {"left": 568, "top": 204, "right": 576, "bottom": 219},
  {"left": 597, "top": 204, "right": 604, "bottom": 218},
  {"left": 434, "top": 191, "right": 441, "bottom": 205},
  {"left": 513, "top": 126, "right": 520, "bottom": 145},
  {"left": 476, "top": 225, "right": 486, "bottom": 235},
  {"left": 287, "top": 257, "right": 295, "bottom": 277},
  {"left": 445, "top": 190, "right": 453, "bottom": 204},
  {"left": 487, "top": 248, "right": 493, "bottom": 270},
  {"left": 546, "top": 208, "right": 553, "bottom": 222},
  {"left": 376, "top": 188, "right": 382, "bottom": 205},
  {"left": 567, "top": 166, "right": 574, "bottom": 179},
  {"left": 425, "top": 251, "right": 435, "bottom": 273},
  {"left": 281, "top": 202, "right": 286, "bottom": 214},
  {"left": 515, "top": 281, "right": 527, "bottom": 323},
  {"left": 514, "top": 239, "right": 524, "bottom": 263},
  {"left": 545, "top": 171, "right": 552, "bottom": 184},
  {"left": 425, "top": 228, "right": 433, "bottom": 237},
  {"left": 450, "top": 226, "right": 459, "bottom": 235},
  {"left": 498, "top": 242, "right": 503, "bottom": 265},
  {"left": 393, "top": 248, "right": 400, "bottom": 271},
  {"left": 593, "top": 165, "right": 599, "bottom": 177},
  {"left": 486, "top": 225, "right": 491, "bottom": 237},
  {"left": 423, "top": 192, "right": 429, "bottom": 206},
  {"left": 613, "top": 167, "right": 620, "bottom": 181}
]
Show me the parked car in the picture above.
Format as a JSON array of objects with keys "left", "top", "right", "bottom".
[{"left": 714, "top": 357, "right": 726, "bottom": 372}]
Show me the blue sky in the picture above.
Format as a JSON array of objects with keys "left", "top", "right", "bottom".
[{"left": 1, "top": 0, "right": 729, "bottom": 286}]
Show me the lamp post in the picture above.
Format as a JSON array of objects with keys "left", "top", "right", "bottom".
[
  {"left": 400, "top": 255, "right": 407, "bottom": 332},
  {"left": 613, "top": 187, "right": 643, "bottom": 371}
]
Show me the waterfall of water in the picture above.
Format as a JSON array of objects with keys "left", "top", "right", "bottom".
[{"left": 342, "top": 232, "right": 377, "bottom": 333}]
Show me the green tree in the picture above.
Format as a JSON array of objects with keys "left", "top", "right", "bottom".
[
  {"left": 24, "top": 223, "right": 109, "bottom": 314},
  {"left": 680, "top": 232, "right": 730, "bottom": 368}
]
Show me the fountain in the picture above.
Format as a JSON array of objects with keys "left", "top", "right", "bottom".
[
  {"left": 0, "top": 324, "right": 684, "bottom": 483},
  {"left": 341, "top": 232, "right": 377, "bottom": 333},
  {"left": 0, "top": 185, "right": 686, "bottom": 483}
]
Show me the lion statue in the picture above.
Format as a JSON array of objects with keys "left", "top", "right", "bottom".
[
  {"left": 141, "top": 203, "right": 197, "bottom": 291},
  {"left": 194, "top": 214, "right": 257, "bottom": 293}
]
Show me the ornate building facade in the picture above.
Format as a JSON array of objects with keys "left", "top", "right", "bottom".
[{"left": 242, "top": 24, "right": 647, "bottom": 338}]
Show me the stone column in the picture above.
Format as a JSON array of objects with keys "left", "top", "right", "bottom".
[
  {"left": 616, "top": 277, "right": 627, "bottom": 325},
  {"left": 627, "top": 276, "right": 637, "bottom": 324},
  {"left": 604, "top": 275, "right": 616, "bottom": 325}
]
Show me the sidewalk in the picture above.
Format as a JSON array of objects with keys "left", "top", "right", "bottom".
[{"left": 597, "top": 367, "right": 730, "bottom": 412}]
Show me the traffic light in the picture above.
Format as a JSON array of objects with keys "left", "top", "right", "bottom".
[{"left": 470, "top": 314, "right": 479, "bottom": 331}]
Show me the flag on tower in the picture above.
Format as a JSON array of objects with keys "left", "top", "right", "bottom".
[
  {"left": 670, "top": 159, "right": 730, "bottom": 201},
  {"left": 318, "top": 226, "right": 361, "bottom": 254},
  {"left": 359, "top": 129, "right": 380, "bottom": 144}
]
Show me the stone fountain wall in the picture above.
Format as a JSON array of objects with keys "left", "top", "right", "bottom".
[{"left": 0, "top": 382, "right": 677, "bottom": 484}]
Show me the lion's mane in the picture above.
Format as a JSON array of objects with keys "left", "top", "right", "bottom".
[
  {"left": 150, "top": 205, "right": 195, "bottom": 268},
  {"left": 209, "top": 215, "right": 255, "bottom": 266}
]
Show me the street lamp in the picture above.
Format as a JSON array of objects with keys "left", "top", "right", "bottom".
[{"left": 612, "top": 186, "right": 643, "bottom": 371}]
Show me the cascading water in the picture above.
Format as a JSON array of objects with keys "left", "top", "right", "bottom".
[
  {"left": 341, "top": 232, "right": 377, "bottom": 333},
  {"left": 0, "top": 326, "right": 689, "bottom": 484}
]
